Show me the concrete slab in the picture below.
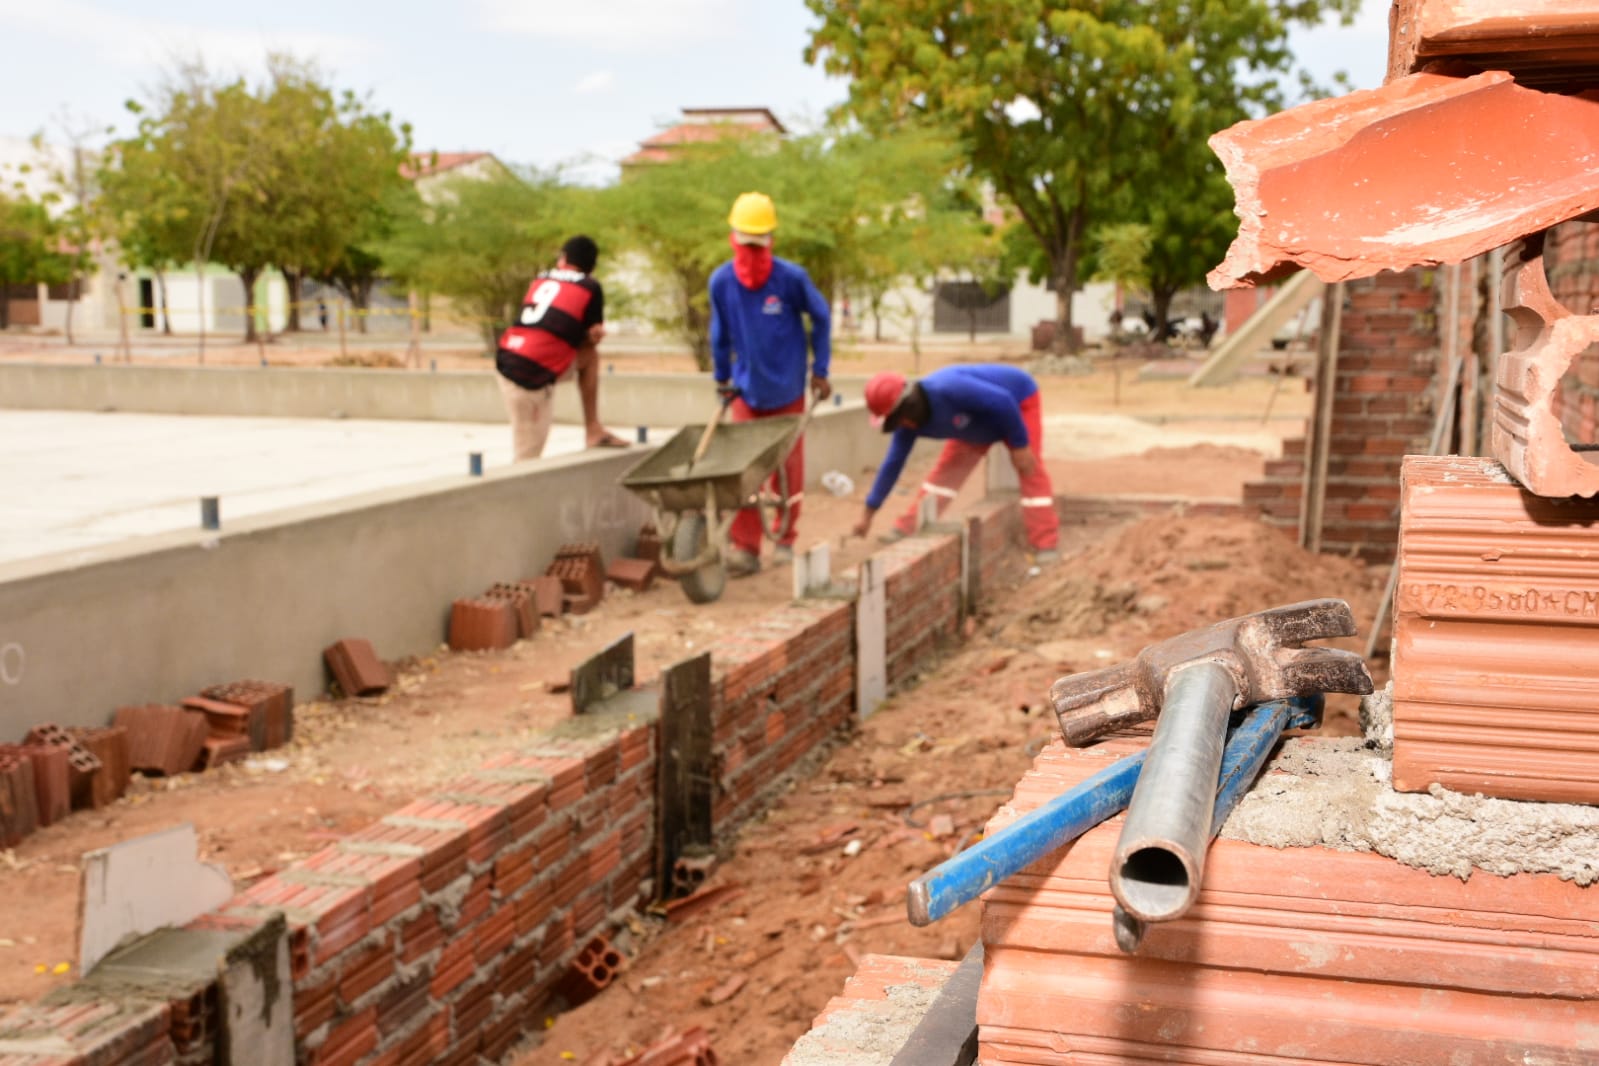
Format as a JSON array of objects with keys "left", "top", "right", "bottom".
[
  {"left": 78, "top": 824, "right": 234, "bottom": 974},
  {"left": 0, "top": 410, "right": 626, "bottom": 564}
]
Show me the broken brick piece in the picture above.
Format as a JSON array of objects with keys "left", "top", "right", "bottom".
[
  {"left": 1209, "top": 71, "right": 1599, "bottom": 289},
  {"left": 485, "top": 583, "right": 540, "bottom": 639},
  {"left": 113, "top": 705, "right": 208, "bottom": 777},
  {"left": 1393, "top": 455, "right": 1599, "bottom": 804},
  {"left": 200, "top": 680, "right": 294, "bottom": 749},
  {"left": 606, "top": 557, "right": 658, "bottom": 593},
  {"left": 199, "top": 735, "right": 252, "bottom": 771},
  {"left": 527, "top": 574, "right": 565, "bottom": 618},
  {"left": 1489, "top": 243, "right": 1599, "bottom": 499},
  {"left": 323, "top": 639, "right": 393, "bottom": 698},
  {"left": 548, "top": 543, "right": 605, "bottom": 613},
  {"left": 181, "top": 696, "right": 253, "bottom": 737},
  {"left": 0, "top": 752, "right": 39, "bottom": 846},
  {"left": 449, "top": 598, "right": 518, "bottom": 652},
  {"left": 64, "top": 727, "right": 130, "bottom": 808}
]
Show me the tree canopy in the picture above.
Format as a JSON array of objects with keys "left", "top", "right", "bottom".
[
  {"left": 0, "top": 192, "right": 74, "bottom": 329},
  {"left": 805, "top": 0, "right": 1361, "bottom": 351}
]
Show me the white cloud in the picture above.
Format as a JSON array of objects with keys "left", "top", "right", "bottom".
[
  {"left": 574, "top": 70, "right": 616, "bottom": 95},
  {"left": 0, "top": 0, "right": 376, "bottom": 74},
  {"left": 477, "top": 0, "right": 741, "bottom": 50}
]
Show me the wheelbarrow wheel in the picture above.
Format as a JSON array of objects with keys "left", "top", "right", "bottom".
[{"left": 673, "top": 511, "right": 726, "bottom": 604}]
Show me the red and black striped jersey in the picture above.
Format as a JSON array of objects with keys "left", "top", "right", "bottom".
[{"left": 496, "top": 269, "right": 605, "bottom": 389}]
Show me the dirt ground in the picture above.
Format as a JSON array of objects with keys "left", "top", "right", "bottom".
[{"left": 507, "top": 510, "right": 1385, "bottom": 1066}]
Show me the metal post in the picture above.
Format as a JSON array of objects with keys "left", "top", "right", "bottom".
[
  {"left": 469, "top": 452, "right": 483, "bottom": 477},
  {"left": 1110, "top": 660, "right": 1236, "bottom": 926},
  {"left": 200, "top": 497, "right": 220, "bottom": 531},
  {"left": 337, "top": 298, "right": 348, "bottom": 359}
]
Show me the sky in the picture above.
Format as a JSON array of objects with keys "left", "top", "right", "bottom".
[{"left": 0, "top": 0, "right": 1393, "bottom": 184}]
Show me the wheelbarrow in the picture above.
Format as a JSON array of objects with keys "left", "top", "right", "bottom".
[{"left": 620, "top": 396, "right": 819, "bottom": 603}]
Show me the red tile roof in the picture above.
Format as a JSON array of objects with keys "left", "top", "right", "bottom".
[{"left": 400, "top": 152, "right": 494, "bottom": 181}]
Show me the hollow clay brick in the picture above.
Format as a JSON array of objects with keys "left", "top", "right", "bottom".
[
  {"left": 1490, "top": 242, "right": 1599, "bottom": 498},
  {"left": 449, "top": 597, "right": 518, "bottom": 652},
  {"left": 65, "top": 726, "right": 130, "bottom": 808},
  {"left": 1388, "top": 0, "right": 1599, "bottom": 90},
  {"left": 606, "top": 557, "right": 658, "bottom": 593},
  {"left": 549, "top": 542, "right": 605, "bottom": 613},
  {"left": 18, "top": 745, "right": 70, "bottom": 827},
  {"left": 529, "top": 574, "right": 566, "bottom": 618},
  {"left": 636, "top": 522, "right": 663, "bottom": 565},
  {"left": 1393, "top": 455, "right": 1599, "bottom": 803},
  {"left": 199, "top": 735, "right": 252, "bottom": 770},
  {"left": 485, "top": 583, "right": 539, "bottom": 639},
  {"left": 1208, "top": 71, "right": 1599, "bottom": 289},
  {"left": 200, "top": 679, "right": 294, "bottom": 749},
  {"left": 977, "top": 738, "right": 1599, "bottom": 1065},
  {"left": 0, "top": 752, "right": 38, "bottom": 845},
  {"left": 112, "top": 704, "right": 208, "bottom": 776},
  {"left": 323, "top": 638, "right": 393, "bottom": 697}
]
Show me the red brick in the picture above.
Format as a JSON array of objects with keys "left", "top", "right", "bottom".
[
  {"left": 448, "top": 598, "right": 518, "bottom": 652},
  {"left": 323, "top": 638, "right": 393, "bottom": 697},
  {"left": 431, "top": 936, "right": 475, "bottom": 999},
  {"left": 312, "top": 1006, "right": 377, "bottom": 1066},
  {"left": 337, "top": 937, "right": 395, "bottom": 1005},
  {"left": 605, "top": 557, "right": 657, "bottom": 592}
]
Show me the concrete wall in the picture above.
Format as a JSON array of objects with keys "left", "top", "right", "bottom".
[
  {"left": 0, "top": 405, "right": 888, "bottom": 736},
  {"left": 0, "top": 363, "right": 877, "bottom": 428}
]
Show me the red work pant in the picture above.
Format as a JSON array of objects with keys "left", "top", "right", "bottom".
[
  {"left": 729, "top": 395, "right": 805, "bottom": 553},
  {"left": 893, "top": 392, "right": 1059, "bottom": 550}
]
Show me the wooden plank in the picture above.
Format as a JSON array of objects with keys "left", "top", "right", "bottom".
[
  {"left": 1299, "top": 281, "right": 1344, "bottom": 552},
  {"left": 1189, "top": 270, "right": 1324, "bottom": 388},
  {"left": 570, "top": 632, "right": 635, "bottom": 715},
  {"left": 857, "top": 556, "right": 887, "bottom": 719},
  {"left": 655, "top": 652, "right": 714, "bottom": 898}
]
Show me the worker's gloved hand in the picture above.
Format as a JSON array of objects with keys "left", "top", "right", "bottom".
[
  {"left": 715, "top": 382, "right": 740, "bottom": 403},
  {"left": 1010, "top": 446, "right": 1038, "bottom": 478},
  {"left": 811, "top": 375, "right": 833, "bottom": 402}
]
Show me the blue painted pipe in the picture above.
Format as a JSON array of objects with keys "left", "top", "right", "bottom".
[{"left": 905, "top": 696, "right": 1321, "bottom": 927}]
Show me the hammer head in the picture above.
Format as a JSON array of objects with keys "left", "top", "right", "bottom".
[{"left": 1050, "top": 598, "right": 1373, "bottom": 746}]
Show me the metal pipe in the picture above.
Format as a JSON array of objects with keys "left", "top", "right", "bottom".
[
  {"left": 1111, "top": 659, "right": 1237, "bottom": 924},
  {"left": 907, "top": 695, "right": 1322, "bottom": 928}
]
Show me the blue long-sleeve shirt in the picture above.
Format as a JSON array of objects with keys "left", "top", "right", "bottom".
[
  {"left": 709, "top": 258, "right": 831, "bottom": 411},
  {"left": 866, "top": 364, "right": 1039, "bottom": 510}
]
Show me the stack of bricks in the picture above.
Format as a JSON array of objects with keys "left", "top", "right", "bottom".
[
  {"left": 548, "top": 543, "right": 606, "bottom": 615},
  {"left": 448, "top": 597, "right": 519, "bottom": 652},
  {"left": 879, "top": 533, "right": 963, "bottom": 687},
  {"left": 112, "top": 705, "right": 207, "bottom": 777},
  {"left": 203, "top": 722, "right": 657, "bottom": 1066},
  {"left": 707, "top": 598, "right": 856, "bottom": 828},
  {"left": 64, "top": 726, "right": 130, "bottom": 808},
  {"left": 974, "top": 737, "right": 1598, "bottom": 1064},
  {"left": 200, "top": 680, "right": 294, "bottom": 749},
  {"left": 484, "top": 582, "right": 540, "bottom": 640},
  {"left": 1242, "top": 268, "right": 1444, "bottom": 563},
  {"left": 180, "top": 697, "right": 256, "bottom": 769},
  {"left": 1542, "top": 220, "right": 1599, "bottom": 447}
]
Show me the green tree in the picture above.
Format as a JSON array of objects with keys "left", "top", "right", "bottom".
[
  {"left": 380, "top": 169, "right": 590, "bottom": 348},
  {"left": 805, "top": 0, "right": 1360, "bottom": 353},
  {"left": 0, "top": 193, "right": 73, "bottom": 329}
]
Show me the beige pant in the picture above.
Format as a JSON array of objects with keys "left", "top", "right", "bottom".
[{"left": 498, "top": 374, "right": 556, "bottom": 461}]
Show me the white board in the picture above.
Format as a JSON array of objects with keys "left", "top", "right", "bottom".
[
  {"left": 857, "top": 555, "right": 887, "bottom": 718},
  {"left": 78, "top": 823, "right": 234, "bottom": 974}
]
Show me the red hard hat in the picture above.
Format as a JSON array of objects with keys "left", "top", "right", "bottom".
[{"left": 865, "top": 371, "right": 907, "bottom": 427}]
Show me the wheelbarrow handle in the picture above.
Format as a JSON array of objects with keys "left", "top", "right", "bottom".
[{"left": 692, "top": 392, "right": 737, "bottom": 467}]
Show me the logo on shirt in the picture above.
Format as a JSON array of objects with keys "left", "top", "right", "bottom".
[
  {"left": 952, "top": 413, "right": 971, "bottom": 429},
  {"left": 762, "top": 295, "right": 784, "bottom": 316}
]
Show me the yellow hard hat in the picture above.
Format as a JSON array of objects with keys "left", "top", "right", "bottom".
[{"left": 728, "top": 192, "right": 778, "bottom": 235}]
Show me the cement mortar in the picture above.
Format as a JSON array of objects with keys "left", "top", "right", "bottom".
[
  {"left": 782, "top": 961, "right": 954, "bottom": 1066},
  {"left": 1220, "top": 726, "right": 1599, "bottom": 885}
]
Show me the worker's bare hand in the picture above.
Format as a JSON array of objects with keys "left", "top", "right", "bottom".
[
  {"left": 1010, "top": 446, "right": 1038, "bottom": 478},
  {"left": 811, "top": 376, "right": 833, "bottom": 402},
  {"left": 851, "top": 507, "right": 876, "bottom": 538},
  {"left": 586, "top": 324, "right": 607, "bottom": 347}
]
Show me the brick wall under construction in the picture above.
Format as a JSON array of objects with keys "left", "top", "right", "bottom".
[
  {"left": 0, "top": 500, "right": 1024, "bottom": 1066},
  {"left": 1243, "top": 267, "right": 1447, "bottom": 564}
]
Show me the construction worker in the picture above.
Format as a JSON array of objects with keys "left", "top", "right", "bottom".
[
  {"left": 494, "top": 235, "right": 627, "bottom": 461},
  {"left": 709, "top": 192, "right": 832, "bottom": 576},
  {"left": 854, "top": 366, "right": 1060, "bottom": 560}
]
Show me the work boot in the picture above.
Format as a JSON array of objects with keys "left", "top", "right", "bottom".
[
  {"left": 772, "top": 545, "right": 794, "bottom": 565},
  {"left": 725, "top": 547, "right": 760, "bottom": 578}
]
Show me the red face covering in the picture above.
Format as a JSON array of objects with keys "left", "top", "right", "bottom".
[{"left": 730, "top": 234, "right": 773, "bottom": 290}]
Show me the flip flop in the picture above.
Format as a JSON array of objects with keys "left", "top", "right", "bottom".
[{"left": 588, "top": 433, "right": 630, "bottom": 449}]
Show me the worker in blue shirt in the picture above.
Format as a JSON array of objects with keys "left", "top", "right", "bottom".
[
  {"left": 854, "top": 366, "right": 1060, "bottom": 559},
  {"left": 709, "top": 191, "right": 833, "bottom": 576}
]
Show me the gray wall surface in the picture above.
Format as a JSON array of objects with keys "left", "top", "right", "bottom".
[
  {"left": 0, "top": 363, "right": 877, "bottom": 427},
  {"left": 0, "top": 405, "right": 899, "bottom": 737}
]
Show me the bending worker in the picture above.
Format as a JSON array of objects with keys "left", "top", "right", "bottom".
[
  {"left": 494, "top": 234, "right": 626, "bottom": 461},
  {"left": 854, "top": 365, "right": 1060, "bottom": 560},
  {"left": 709, "top": 191, "right": 832, "bottom": 577}
]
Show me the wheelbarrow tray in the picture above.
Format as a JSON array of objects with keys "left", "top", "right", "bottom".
[{"left": 620, "top": 415, "right": 803, "bottom": 514}]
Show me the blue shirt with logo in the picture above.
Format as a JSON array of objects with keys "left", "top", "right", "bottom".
[
  {"left": 709, "top": 257, "right": 832, "bottom": 411},
  {"left": 866, "top": 365, "right": 1039, "bottom": 510}
]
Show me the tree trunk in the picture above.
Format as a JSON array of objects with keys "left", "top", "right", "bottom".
[
  {"left": 1051, "top": 210, "right": 1086, "bottom": 356},
  {"left": 64, "top": 276, "right": 78, "bottom": 345},
  {"left": 354, "top": 279, "right": 373, "bottom": 334},
  {"left": 240, "top": 266, "right": 260, "bottom": 343},
  {"left": 0, "top": 294, "right": 9, "bottom": 330},
  {"left": 196, "top": 263, "right": 208, "bottom": 364},
  {"left": 1151, "top": 287, "right": 1176, "bottom": 346},
  {"left": 157, "top": 270, "right": 172, "bottom": 335},
  {"left": 284, "top": 270, "right": 303, "bottom": 331}
]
